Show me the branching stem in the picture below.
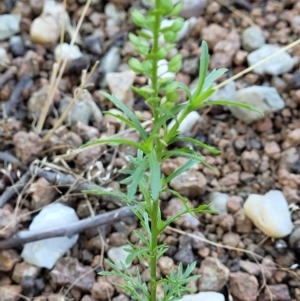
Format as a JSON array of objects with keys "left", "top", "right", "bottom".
[{"left": 150, "top": 198, "right": 159, "bottom": 301}]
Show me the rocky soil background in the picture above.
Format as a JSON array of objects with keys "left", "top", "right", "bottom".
[{"left": 0, "top": 0, "right": 300, "bottom": 300}]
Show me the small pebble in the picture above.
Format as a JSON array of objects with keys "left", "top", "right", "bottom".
[
  {"left": 106, "top": 70, "right": 136, "bottom": 108},
  {"left": 179, "top": 292, "right": 224, "bottom": 301},
  {"left": 21, "top": 203, "right": 79, "bottom": 269},
  {"left": 230, "top": 86, "right": 285, "bottom": 124},
  {"left": 209, "top": 192, "right": 229, "bottom": 214},
  {"left": 168, "top": 111, "right": 202, "bottom": 135},
  {"left": 9, "top": 36, "right": 25, "bottom": 57},
  {"left": 104, "top": 3, "right": 126, "bottom": 25},
  {"left": 0, "top": 14, "right": 21, "bottom": 41},
  {"left": 30, "top": 15, "right": 60, "bottom": 47},
  {"left": 54, "top": 43, "right": 82, "bottom": 61},
  {"left": 247, "top": 44, "right": 296, "bottom": 76},
  {"left": 107, "top": 245, "right": 132, "bottom": 269},
  {"left": 100, "top": 46, "right": 121, "bottom": 75},
  {"left": 244, "top": 190, "right": 293, "bottom": 238},
  {"left": 0, "top": 47, "right": 9, "bottom": 66},
  {"left": 198, "top": 257, "right": 229, "bottom": 291},
  {"left": 242, "top": 26, "right": 265, "bottom": 52}
]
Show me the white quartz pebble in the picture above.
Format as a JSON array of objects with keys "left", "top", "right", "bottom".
[
  {"left": 21, "top": 203, "right": 79, "bottom": 269},
  {"left": 244, "top": 190, "right": 293, "bottom": 238}
]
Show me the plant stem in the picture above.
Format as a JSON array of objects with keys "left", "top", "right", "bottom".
[
  {"left": 150, "top": 197, "right": 159, "bottom": 301},
  {"left": 149, "top": 1, "right": 162, "bottom": 299},
  {"left": 151, "top": 0, "right": 161, "bottom": 121}
]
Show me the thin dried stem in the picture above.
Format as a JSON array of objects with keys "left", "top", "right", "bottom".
[
  {"left": 0, "top": 206, "right": 133, "bottom": 249},
  {"left": 43, "top": 61, "right": 99, "bottom": 142},
  {"left": 35, "top": 62, "right": 60, "bottom": 134},
  {"left": 42, "top": 0, "right": 93, "bottom": 141},
  {"left": 168, "top": 226, "right": 300, "bottom": 281},
  {"left": 216, "top": 38, "right": 300, "bottom": 90}
]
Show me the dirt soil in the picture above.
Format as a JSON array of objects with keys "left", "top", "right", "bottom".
[{"left": 0, "top": 0, "right": 300, "bottom": 301}]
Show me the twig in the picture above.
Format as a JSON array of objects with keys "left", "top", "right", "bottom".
[
  {"left": 29, "top": 164, "right": 102, "bottom": 192},
  {"left": 4, "top": 74, "right": 33, "bottom": 115},
  {"left": 0, "top": 206, "right": 134, "bottom": 249},
  {"left": 0, "top": 67, "right": 16, "bottom": 88},
  {"left": 0, "top": 151, "right": 28, "bottom": 171},
  {"left": 0, "top": 171, "right": 31, "bottom": 208}
]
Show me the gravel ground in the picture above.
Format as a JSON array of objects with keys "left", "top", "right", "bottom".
[{"left": 0, "top": 0, "right": 300, "bottom": 301}]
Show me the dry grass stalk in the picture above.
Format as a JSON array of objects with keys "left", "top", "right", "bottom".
[
  {"left": 217, "top": 37, "right": 300, "bottom": 90},
  {"left": 37, "top": 0, "right": 93, "bottom": 138},
  {"left": 43, "top": 60, "right": 99, "bottom": 142}
]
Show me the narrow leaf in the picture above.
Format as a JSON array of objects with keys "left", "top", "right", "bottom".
[
  {"left": 190, "top": 87, "right": 215, "bottom": 110},
  {"left": 172, "top": 136, "right": 220, "bottom": 154},
  {"left": 200, "top": 99, "right": 264, "bottom": 116},
  {"left": 127, "top": 158, "right": 148, "bottom": 200},
  {"left": 165, "top": 159, "right": 199, "bottom": 184},
  {"left": 203, "top": 68, "right": 228, "bottom": 91},
  {"left": 83, "top": 188, "right": 126, "bottom": 201},
  {"left": 193, "top": 41, "right": 209, "bottom": 98},
  {"left": 104, "top": 111, "right": 136, "bottom": 129},
  {"left": 177, "top": 82, "right": 192, "bottom": 100},
  {"left": 162, "top": 150, "right": 205, "bottom": 162},
  {"left": 101, "top": 91, "right": 148, "bottom": 141}
]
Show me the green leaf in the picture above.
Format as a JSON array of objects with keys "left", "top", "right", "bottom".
[
  {"left": 170, "top": 18, "right": 185, "bottom": 32},
  {"left": 177, "top": 82, "right": 192, "bottom": 100},
  {"left": 160, "top": 0, "right": 173, "bottom": 14},
  {"left": 157, "top": 76, "right": 174, "bottom": 89},
  {"left": 136, "top": 44, "right": 150, "bottom": 56},
  {"left": 189, "top": 87, "right": 215, "bottom": 110},
  {"left": 168, "top": 53, "right": 182, "bottom": 73},
  {"left": 147, "top": 152, "right": 161, "bottom": 200},
  {"left": 156, "top": 47, "right": 168, "bottom": 60},
  {"left": 168, "top": 53, "right": 182, "bottom": 66},
  {"left": 200, "top": 99, "right": 264, "bottom": 116},
  {"left": 83, "top": 188, "right": 127, "bottom": 205},
  {"left": 101, "top": 91, "right": 148, "bottom": 141},
  {"left": 128, "top": 33, "right": 139, "bottom": 45},
  {"left": 128, "top": 57, "right": 143, "bottom": 73},
  {"left": 165, "top": 159, "right": 199, "bottom": 184},
  {"left": 141, "top": 60, "right": 153, "bottom": 74},
  {"left": 127, "top": 157, "right": 148, "bottom": 200},
  {"left": 137, "top": 29, "right": 153, "bottom": 39},
  {"left": 169, "top": 1, "right": 183, "bottom": 16},
  {"left": 145, "top": 14, "right": 156, "bottom": 30},
  {"left": 131, "top": 86, "right": 151, "bottom": 99},
  {"left": 203, "top": 68, "right": 228, "bottom": 91},
  {"left": 193, "top": 203, "right": 215, "bottom": 214},
  {"left": 151, "top": 106, "right": 179, "bottom": 134},
  {"left": 131, "top": 9, "right": 146, "bottom": 27},
  {"left": 193, "top": 40, "right": 209, "bottom": 98},
  {"left": 165, "top": 81, "right": 179, "bottom": 95},
  {"left": 104, "top": 111, "right": 136, "bottom": 130},
  {"left": 166, "top": 90, "right": 178, "bottom": 103},
  {"left": 82, "top": 137, "right": 148, "bottom": 153},
  {"left": 171, "top": 136, "right": 220, "bottom": 154},
  {"left": 164, "top": 30, "right": 177, "bottom": 42},
  {"left": 129, "top": 34, "right": 149, "bottom": 56},
  {"left": 166, "top": 189, "right": 197, "bottom": 219},
  {"left": 162, "top": 149, "right": 206, "bottom": 162}
]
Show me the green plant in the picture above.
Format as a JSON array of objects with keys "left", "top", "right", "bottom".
[{"left": 82, "top": 1, "right": 261, "bottom": 300}]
